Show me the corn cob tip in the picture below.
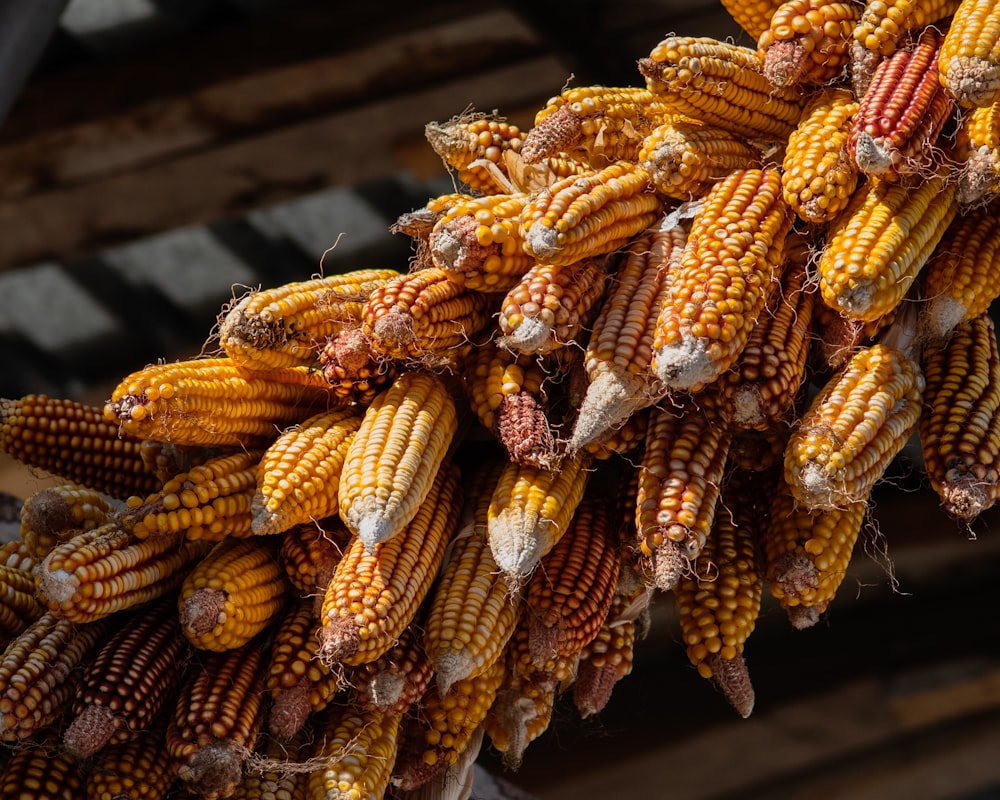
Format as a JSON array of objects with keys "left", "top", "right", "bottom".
[
  {"left": 944, "top": 59, "right": 1000, "bottom": 109},
  {"left": 179, "top": 587, "right": 225, "bottom": 640},
  {"left": 489, "top": 514, "right": 545, "bottom": 587},
  {"left": 318, "top": 615, "right": 360, "bottom": 667},
  {"left": 731, "top": 385, "right": 768, "bottom": 429},
  {"left": 496, "top": 392, "right": 559, "bottom": 471},
  {"left": 939, "top": 472, "right": 996, "bottom": 522},
  {"left": 704, "top": 652, "right": 755, "bottom": 718},
  {"left": 62, "top": 704, "right": 118, "bottom": 759},
  {"left": 957, "top": 150, "right": 1000, "bottom": 206},
  {"left": 770, "top": 551, "right": 822, "bottom": 619},
  {"left": 434, "top": 649, "right": 474, "bottom": 698},
  {"left": 524, "top": 225, "right": 561, "bottom": 262},
  {"left": 498, "top": 317, "right": 553, "bottom": 356},
  {"left": 653, "top": 337, "right": 720, "bottom": 391},
  {"left": 267, "top": 682, "right": 312, "bottom": 740},
  {"left": 786, "top": 603, "right": 826, "bottom": 629},
  {"left": 179, "top": 742, "right": 244, "bottom": 800},
  {"left": 429, "top": 215, "right": 490, "bottom": 272},
  {"left": 573, "top": 659, "right": 619, "bottom": 718},
  {"left": 650, "top": 539, "right": 689, "bottom": 592},
  {"left": 568, "top": 371, "right": 648, "bottom": 453},
  {"left": 36, "top": 565, "right": 78, "bottom": 607},
  {"left": 527, "top": 617, "right": 560, "bottom": 668},
  {"left": 851, "top": 131, "right": 893, "bottom": 177},
  {"left": 488, "top": 685, "right": 553, "bottom": 772},
  {"left": 919, "top": 296, "right": 967, "bottom": 342},
  {"left": 365, "top": 670, "right": 408, "bottom": 711}
]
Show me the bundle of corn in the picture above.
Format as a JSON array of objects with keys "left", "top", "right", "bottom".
[{"left": 2, "top": 0, "right": 1000, "bottom": 795}]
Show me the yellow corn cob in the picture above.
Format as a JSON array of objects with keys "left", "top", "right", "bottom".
[
  {"left": 497, "top": 257, "right": 610, "bottom": 355},
  {"left": 86, "top": 724, "right": 174, "bottom": 800},
  {"left": 850, "top": 27, "right": 954, "bottom": 181},
  {"left": 424, "top": 459, "right": 522, "bottom": 695},
  {"left": 0, "top": 737, "right": 86, "bottom": 799},
  {"left": 321, "top": 463, "right": 462, "bottom": 667},
  {"left": 569, "top": 218, "right": 687, "bottom": 452},
  {"left": 360, "top": 267, "right": 494, "bottom": 362},
  {"left": 179, "top": 537, "right": 289, "bottom": 652},
  {"left": 266, "top": 597, "right": 340, "bottom": 740},
  {"left": 919, "top": 198, "right": 1000, "bottom": 339},
  {"left": 252, "top": 406, "right": 363, "bottom": 536},
  {"left": 719, "top": 256, "right": 816, "bottom": 430},
  {"left": 0, "top": 563, "right": 41, "bottom": 645},
  {"left": 462, "top": 337, "right": 548, "bottom": 434},
  {"left": 0, "top": 612, "right": 110, "bottom": 741},
  {"left": 118, "top": 449, "right": 262, "bottom": 542},
  {"left": 781, "top": 87, "right": 860, "bottom": 224},
  {"left": 652, "top": 168, "right": 793, "bottom": 392},
  {"left": 483, "top": 661, "right": 559, "bottom": 772},
  {"left": 720, "top": 0, "right": 788, "bottom": 38},
  {"left": 852, "top": 0, "right": 961, "bottom": 57},
  {"left": 635, "top": 391, "right": 732, "bottom": 590},
  {"left": 954, "top": 100, "right": 1000, "bottom": 205},
  {"left": 232, "top": 728, "right": 310, "bottom": 800},
  {"left": 63, "top": 594, "right": 189, "bottom": 758},
  {"left": 487, "top": 451, "right": 592, "bottom": 584},
  {"left": 818, "top": 167, "right": 958, "bottom": 321},
  {"left": 308, "top": 702, "right": 402, "bottom": 800},
  {"left": 638, "top": 119, "right": 763, "bottom": 200},
  {"left": 167, "top": 635, "right": 270, "bottom": 800},
  {"left": 785, "top": 338, "right": 924, "bottom": 510},
  {"left": 319, "top": 326, "right": 400, "bottom": 406},
  {"left": 939, "top": 0, "right": 1000, "bottom": 107},
  {"left": 919, "top": 313, "right": 1000, "bottom": 521},
  {"left": 19, "top": 483, "right": 118, "bottom": 560},
  {"left": 638, "top": 37, "right": 805, "bottom": 142},
  {"left": 757, "top": 0, "right": 860, "bottom": 87},
  {"left": 424, "top": 113, "right": 525, "bottom": 194},
  {"left": 0, "top": 395, "right": 162, "bottom": 500},
  {"left": 391, "top": 656, "right": 505, "bottom": 792},
  {"left": 218, "top": 269, "right": 399, "bottom": 370},
  {"left": 104, "top": 357, "right": 338, "bottom": 447},
  {"left": 764, "top": 476, "right": 868, "bottom": 628},
  {"left": 0, "top": 539, "right": 34, "bottom": 572},
  {"left": 349, "top": 622, "right": 434, "bottom": 716},
  {"left": 520, "top": 161, "right": 664, "bottom": 265},
  {"left": 521, "top": 86, "right": 677, "bottom": 167},
  {"left": 279, "top": 516, "right": 352, "bottom": 599},
  {"left": 36, "top": 522, "right": 212, "bottom": 623}
]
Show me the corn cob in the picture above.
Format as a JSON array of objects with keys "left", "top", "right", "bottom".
[
  {"left": 119, "top": 449, "right": 262, "bottom": 542},
  {"left": 391, "top": 192, "right": 476, "bottom": 241},
  {"left": 757, "top": 0, "right": 860, "bottom": 87},
  {"left": 424, "top": 113, "right": 525, "bottom": 194},
  {"left": 785, "top": 336, "right": 925, "bottom": 510},
  {"left": 321, "top": 463, "right": 462, "bottom": 668},
  {"left": 729, "top": 422, "right": 795, "bottom": 473},
  {"left": 918, "top": 198, "right": 1000, "bottom": 339},
  {"left": 424, "top": 459, "right": 521, "bottom": 696},
  {"left": 720, "top": 0, "right": 788, "bottom": 38},
  {"left": 36, "top": 522, "right": 213, "bottom": 623},
  {"left": 954, "top": 99, "right": 1000, "bottom": 205},
  {"left": 764, "top": 477, "right": 868, "bottom": 628},
  {"left": 62, "top": 594, "right": 189, "bottom": 758},
  {"left": 391, "top": 656, "right": 505, "bottom": 792},
  {"left": 635, "top": 391, "right": 732, "bottom": 590},
  {"left": 265, "top": 597, "right": 340, "bottom": 740},
  {"left": 939, "top": 0, "right": 1000, "bottom": 107},
  {"left": 393, "top": 727, "right": 483, "bottom": 800},
  {"left": 167, "top": 635, "right": 270, "bottom": 800},
  {"left": 810, "top": 300, "right": 899, "bottom": 374},
  {"left": 86, "top": 724, "right": 175, "bottom": 800},
  {"left": 218, "top": 269, "right": 399, "bottom": 370},
  {"left": 487, "top": 451, "right": 592, "bottom": 584},
  {"left": 252, "top": 406, "right": 363, "bottom": 536},
  {"left": 232, "top": 728, "right": 310, "bottom": 800},
  {"left": 279, "top": 516, "right": 352, "bottom": 599},
  {"left": 179, "top": 537, "right": 289, "bottom": 652},
  {"left": 19, "top": 483, "right": 118, "bottom": 560},
  {"left": 652, "top": 168, "right": 792, "bottom": 392},
  {"left": 319, "top": 326, "right": 399, "bottom": 406},
  {"left": 338, "top": 370, "right": 458, "bottom": 550},
  {"left": 0, "top": 562, "right": 41, "bottom": 645},
  {"left": 497, "top": 257, "right": 610, "bottom": 355},
  {"left": 308, "top": 702, "right": 401, "bottom": 800},
  {"left": 638, "top": 119, "right": 763, "bottom": 200},
  {"left": 349, "top": 622, "right": 434, "bottom": 716},
  {"left": 520, "top": 161, "right": 663, "bottom": 265},
  {"left": 360, "top": 267, "right": 494, "bottom": 362},
  {"left": 494, "top": 383, "right": 561, "bottom": 471},
  {"left": 849, "top": 27, "right": 954, "bottom": 182},
  {"left": 104, "top": 358, "right": 338, "bottom": 448},
  {"left": 919, "top": 313, "right": 1000, "bottom": 521},
  {"left": 0, "top": 611, "right": 110, "bottom": 741},
  {"left": 463, "top": 337, "right": 549, "bottom": 435},
  {"left": 0, "top": 394, "right": 162, "bottom": 500},
  {"left": 0, "top": 737, "right": 87, "bottom": 799},
  {"left": 580, "top": 405, "right": 651, "bottom": 460},
  {"left": 781, "top": 87, "right": 860, "bottom": 224},
  {"left": 818, "top": 167, "right": 958, "bottom": 321},
  {"left": 852, "top": 0, "right": 961, "bottom": 58},
  {"left": 483, "top": 666, "right": 559, "bottom": 772},
  {"left": 0, "top": 539, "right": 34, "bottom": 571},
  {"left": 638, "top": 37, "right": 805, "bottom": 142},
  {"left": 520, "top": 86, "right": 677, "bottom": 167}
]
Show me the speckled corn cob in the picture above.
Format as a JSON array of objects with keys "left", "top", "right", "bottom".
[
  {"left": 0, "top": 737, "right": 86, "bottom": 799},
  {"left": 349, "top": 622, "right": 434, "bottom": 716},
  {"left": 18, "top": 483, "right": 118, "bottom": 560},
  {"left": 309, "top": 702, "right": 402, "bottom": 800},
  {"left": 463, "top": 337, "right": 549, "bottom": 435},
  {"left": 939, "top": 0, "right": 1000, "bottom": 107},
  {"left": 954, "top": 100, "right": 1000, "bottom": 205},
  {"left": 86, "top": 724, "right": 174, "bottom": 800},
  {"left": 424, "top": 113, "right": 525, "bottom": 194},
  {"left": 758, "top": 0, "right": 860, "bottom": 87},
  {"left": 320, "top": 326, "right": 400, "bottom": 405}
]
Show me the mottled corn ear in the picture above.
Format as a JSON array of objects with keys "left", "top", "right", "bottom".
[
  {"left": 319, "top": 326, "right": 400, "bottom": 405},
  {"left": 758, "top": 0, "right": 860, "bottom": 87},
  {"left": 0, "top": 737, "right": 87, "bottom": 799},
  {"left": 86, "top": 724, "right": 174, "bottom": 800},
  {"left": 939, "top": 0, "right": 1000, "bottom": 107},
  {"left": 954, "top": 100, "right": 1000, "bottom": 205},
  {"left": 349, "top": 622, "right": 434, "bottom": 716},
  {"left": 279, "top": 517, "right": 351, "bottom": 599},
  {"left": 308, "top": 702, "right": 402, "bottom": 800},
  {"left": 18, "top": 483, "right": 118, "bottom": 560},
  {"left": 425, "top": 113, "right": 524, "bottom": 194},
  {"left": 462, "top": 337, "right": 548, "bottom": 435}
]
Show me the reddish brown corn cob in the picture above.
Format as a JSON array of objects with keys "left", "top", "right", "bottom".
[
  {"left": 818, "top": 167, "right": 957, "bottom": 321},
  {"left": 781, "top": 86, "right": 860, "bottom": 224},
  {"left": 320, "top": 464, "right": 462, "bottom": 668},
  {"left": 86, "top": 725, "right": 174, "bottom": 800},
  {"left": 849, "top": 27, "right": 954, "bottom": 182},
  {"left": 939, "top": 0, "right": 1000, "bottom": 107},
  {"left": 62, "top": 595, "right": 189, "bottom": 759},
  {"left": 308, "top": 702, "right": 402, "bottom": 800},
  {"left": 919, "top": 198, "right": 1000, "bottom": 339},
  {"left": 497, "top": 257, "right": 610, "bottom": 355},
  {"left": 651, "top": 168, "right": 793, "bottom": 392},
  {"left": 638, "top": 119, "right": 762, "bottom": 200},
  {"left": 279, "top": 517, "right": 351, "bottom": 599},
  {"left": 0, "top": 612, "right": 110, "bottom": 741},
  {"left": 360, "top": 267, "right": 494, "bottom": 362},
  {"left": 757, "top": 0, "right": 860, "bottom": 87},
  {"left": 487, "top": 451, "right": 592, "bottom": 584},
  {"left": 167, "top": 635, "right": 270, "bottom": 800},
  {"left": 118, "top": 449, "right": 262, "bottom": 542},
  {"left": 521, "top": 86, "right": 676, "bottom": 167},
  {"left": 104, "top": 357, "right": 337, "bottom": 448},
  {"left": 0, "top": 737, "right": 86, "bottom": 799},
  {"left": 217, "top": 269, "right": 399, "bottom": 370},
  {"left": 338, "top": 370, "right": 458, "bottom": 550},
  {"left": 0, "top": 562, "right": 41, "bottom": 645},
  {"left": 764, "top": 477, "right": 868, "bottom": 628},
  {"left": 919, "top": 313, "right": 1000, "bottom": 521},
  {"left": 954, "top": 100, "right": 1000, "bottom": 205},
  {"left": 494, "top": 382, "right": 561, "bottom": 471},
  {"left": 252, "top": 406, "right": 363, "bottom": 536},
  {"left": 179, "top": 537, "right": 289, "bottom": 652},
  {"left": 36, "top": 523, "right": 213, "bottom": 623},
  {"left": 638, "top": 37, "right": 805, "bottom": 142},
  {"left": 319, "top": 326, "right": 399, "bottom": 405},
  {"left": 520, "top": 161, "right": 663, "bottom": 265},
  {"left": 0, "top": 394, "right": 162, "bottom": 500},
  {"left": 424, "top": 114, "right": 525, "bottom": 194},
  {"left": 720, "top": 0, "right": 788, "bottom": 38},
  {"left": 19, "top": 483, "right": 118, "bottom": 560},
  {"left": 349, "top": 622, "right": 433, "bottom": 716}
]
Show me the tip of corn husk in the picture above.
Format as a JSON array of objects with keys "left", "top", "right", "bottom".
[
  {"left": 731, "top": 384, "right": 766, "bottom": 429},
  {"left": 568, "top": 370, "right": 650, "bottom": 453},
  {"left": 524, "top": 222, "right": 560, "bottom": 262},
  {"left": 957, "top": 148, "right": 1000, "bottom": 207},
  {"left": 851, "top": 131, "right": 892, "bottom": 177},
  {"left": 346, "top": 497, "right": 399, "bottom": 552},
  {"left": 944, "top": 57, "right": 1000, "bottom": 109},
  {"left": 653, "top": 336, "right": 720, "bottom": 391},
  {"left": 318, "top": 614, "right": 360, "bottom": 667},
  {"left": 62, "top": 704, "right": 119, "bottom": 759},
  {"left": 940, "top": 473, "right": 997, "bottom": 522},
  {"left": 498, "top": 317, "right": 553, "bottom": 355},
  {"left": 179, "top": 587, "right": 225, "bottom": 640},
  {"left": 181, "top": 741, "right": 244, "bottom": 799},
  {"left": 790, "top": 460, "right": 847, "bottom": 510},
  {"left": 250, "top": 494, "right": 289, "bottom": 536},
  {"left": 488, "top": 510, "right": 545, "bottom": 586},
  {"left": 366, "top": 669, "right": 407, "bottom": 711},
  {"left": 919, "top": 296, "right": 966, "bottom": 343},
  {"left": 573, "top": 659, "right": 620, "bottom": 717},
  {"left": 36, "top": 566, "right": 78, "bottom": 607},
  {"left": 434, "top": 649, "right": 474, "bottom": 697},
  {"left": 705, "top": 651, "right": 755, "bottom": 718},
  {"left": 267, "top": 681, "right": 312, "bottom": 740},
  {"left": 786, "top": 603, "right": 825, "bottom": 630}
]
